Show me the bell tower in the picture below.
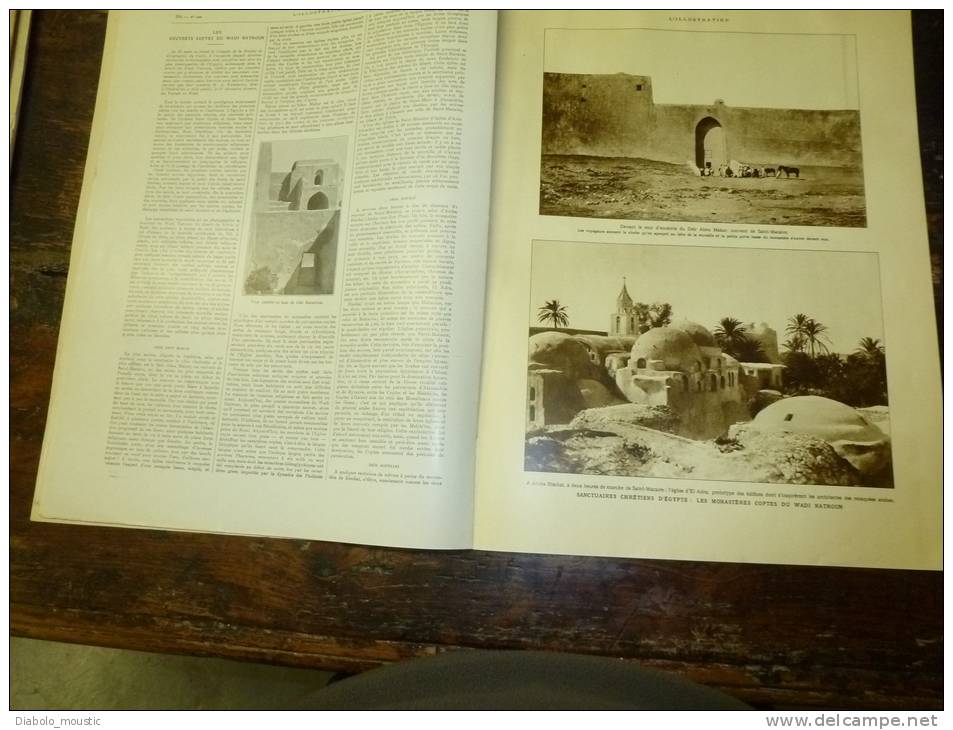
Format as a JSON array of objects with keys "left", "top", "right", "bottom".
[{"left": 610, "top": 278, "right": 638, "bottom": 336}]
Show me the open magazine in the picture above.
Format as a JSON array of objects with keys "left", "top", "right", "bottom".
[{"left": 32, "top": 10, "right": 941, "bottom": 570}]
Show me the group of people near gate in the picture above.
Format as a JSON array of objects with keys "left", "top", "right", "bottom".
[{"left": 697, "top": 161, "right": 800, "bottom": 178}]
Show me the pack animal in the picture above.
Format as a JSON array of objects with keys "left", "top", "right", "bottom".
[{"left": 776, "top": 165, "right": 800, "bottom": 178}]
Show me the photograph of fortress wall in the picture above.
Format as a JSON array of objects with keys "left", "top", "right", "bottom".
[
  {"left": 543, "top": 73, "right": 863, "bottom": 168},
  {"left": 540, "top": 28, "right": 867, "bottom": 227},
  {"left": 525, "top": 240, "right": 892, "bottom": 488},
  {"left": 244, "top": 137, "right": 347, "bottom": 296}
]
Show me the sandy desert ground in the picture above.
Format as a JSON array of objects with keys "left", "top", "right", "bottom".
[{"left": 540, "top": 155, "right": 867, "bottom": 228}]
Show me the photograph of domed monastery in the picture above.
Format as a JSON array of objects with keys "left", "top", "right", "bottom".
[
  {"left": 525, "top": 241, "right": 892, "bottom": 487},
  {"left": 540, "top": 28, "right": 866, "bottom": 227}
]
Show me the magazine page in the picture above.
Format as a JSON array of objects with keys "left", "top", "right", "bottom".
[
  {"left": 32, "top": 10, "right": 497, "bottom": 549},
  {"left": 474, "top": 10, "right": 941, "bottom": 568}
]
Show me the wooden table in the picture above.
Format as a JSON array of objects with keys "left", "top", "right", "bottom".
[{"left": 10, "top": 11, "right": 943, "bottom": 710}]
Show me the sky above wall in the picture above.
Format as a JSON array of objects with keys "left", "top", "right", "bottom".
[
  {"left": 544, "top": 27, "right": 859, "bottom": 110},
  {"left": 268, "top": 136, "right": 349, "bottom": 173},
  {"left": 530, "top": 239, "right": 884, "bottom": 354}
]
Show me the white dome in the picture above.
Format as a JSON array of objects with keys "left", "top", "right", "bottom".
[
  {"left": 674, "top": 320, "right": 717, "bottom": 348},
  {"left": 630, "top": 327, "right": 703, "bottom": 371},
  {"left": 754, "top": 396, "right": 886, "bottom": 444}
]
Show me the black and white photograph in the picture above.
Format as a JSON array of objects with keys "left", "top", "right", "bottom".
[
  {"left": 525, "top": 240, "right": 892, "bottom": 487},
  {"left": 243, "top": 137, "right": 346, "bottom": 296},
  {"left": 540, "top": 28, "right": 867, "bottom": 227}
]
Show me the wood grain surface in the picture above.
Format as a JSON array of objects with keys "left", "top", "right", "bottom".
[{"left": 10, "top": 11, "right": 943, "bottom": 710}]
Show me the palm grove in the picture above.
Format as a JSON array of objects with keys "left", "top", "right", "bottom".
[
  {"left": 714, "top": 314, "right": 886, "bottom": 408},
  {"left": 777, "top": 315, "right": 887, "bottom": 408},
  {"left": 537, "top": 300, "right": 887, "bottom": 408}
]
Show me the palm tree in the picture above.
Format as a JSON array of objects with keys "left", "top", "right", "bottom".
[
  {"left": 537, "top": 300, "right": 569, "bottom": 329},
  {"left": 785, "top": 313, "right": 810, "bottom": 352},
  {"left": 802, "top": 318, "right": 831, "bottom": 358},
  {"left": 849, "top": 337, "right": 888, "bottom": 406},
  {"left": 782, "top": 335, "right": 806, "bottom": 354},
  {"left": 855, "top": 337, "right": 885, "bottom": 359},
  {"left": 734, "top": 337, "right": 768, "bottom": 363},
  {"left": 713, "top": 317, "right": 748, "bottom": 355}
]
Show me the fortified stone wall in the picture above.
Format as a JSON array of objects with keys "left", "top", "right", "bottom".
[
  {"left": 282, "top": 211, "right": 338, "bottom": 295},
  {"left": 279, "top": 160, "right": 342, "bottom": 210},
  {"left": 542, "top": 72, "right": 863, "bottom": 168},
  {"left": 253, "top": 209, "right": 336, "bottom": 252},
  {"left": 542, "top": 72, "right": 656, "bottom": 158}
]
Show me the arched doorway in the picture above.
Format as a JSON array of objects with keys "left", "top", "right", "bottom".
[
  {"left": 695, "top": 117, "right": 726, "bottom": 171},
  {"left": 307, "top": 192, "right": 329, "bottom": 210}
]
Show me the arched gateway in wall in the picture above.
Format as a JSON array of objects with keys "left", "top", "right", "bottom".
[
  {"left": 695, "top": 116, "right": 727, "bottom": 171},
  {"left": 307, "top": 192, "right": 329, "bottom": 210}
]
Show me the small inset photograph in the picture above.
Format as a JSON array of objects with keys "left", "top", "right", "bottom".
[
  {"left": 243, "top": 137, "right": 347, "bottom": 296},
  {"left": 540, "top": 28, "right": 866, "bottom": 227},
  {"left": 525, "top": 241, "right": 892, "bottom": 487}
]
